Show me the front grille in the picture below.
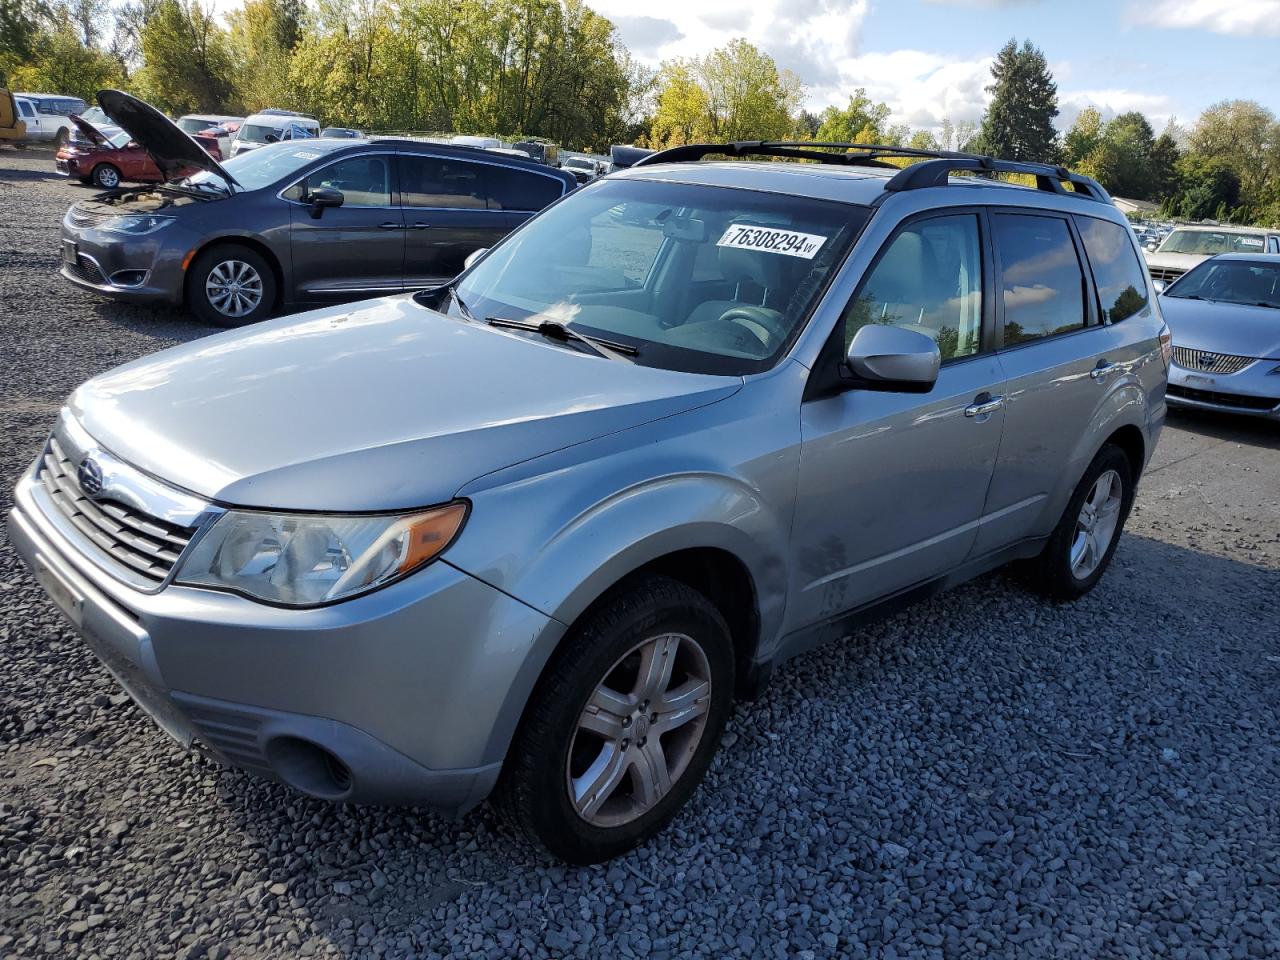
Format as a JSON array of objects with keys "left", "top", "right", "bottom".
[
  {"left": 64, "top": 254, "right": 105, "bottom": 286},
  {"left": 1171, "top": 347, "right": 1254, "bottom": 375},
  {"left": 38, "top": 435, "right": 195, "bottom": 583},
  {"left": 1148, "top": 266, "right": 1186, "bottom": 284},
  {"left": 67, "top": 203, "right": 121, "bottom": 228},
  {"left": 1167, "top": 385, "right": 1278, "bottom": 412}
]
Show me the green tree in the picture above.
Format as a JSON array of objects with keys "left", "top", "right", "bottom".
[
  {"left": 1165, "top": 154, "right": 1241, "bottom": 222},
  {"left": 227, "top": 0, "right": 303, "bottom": 111},
  {"left": 6, "top": 17, "right": 121, "bottom": 101},
  {"left": 1062, "top": 107, "right": 1103, "bottom": 167},
  {"left": 1, "top": 0, "right": 50, "bottom": 83},
  {"left": 814, "top": 88, "right": 890, "bottom": 144},
  {"left": 908, "top": 128, "right": 939, "bottom": 151},
  {"left": 1186, "top": 99, "right": 1279, "bottom": 211},
  {"left": 975, "top": 38, "right": 1059, "bottom": 162},
  {"left": 649, "top": 60, "right": 707, "bottom": 145},
  {"left": 1147, "top": 128, "right": 1181, "bottom": 200},
  {"left": 136, "top": 0, "right": 235, "bottom": 113}
]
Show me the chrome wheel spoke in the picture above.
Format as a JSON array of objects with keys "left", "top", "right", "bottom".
[
  {"left": 579, "top": 684, "right": 630, "bottom": 739},
  {"left": 572, "top": 744, "right": 628, "bottom": 819},
  {"left": 1071, "top": 469, "right": 1123, "bottom": 579},
  {"left": 635, "top": 634, "right": 678, "bottom": 702},
  {"left": 629, "top": 739, "right": 671, "bottom": 807}
]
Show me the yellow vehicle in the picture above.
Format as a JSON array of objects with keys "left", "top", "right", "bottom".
[{"left": 0, "top": 89, "right": 28, "bottom": 142}]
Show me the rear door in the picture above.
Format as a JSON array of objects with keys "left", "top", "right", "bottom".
[
  {"left": 285, "top": 151, "right": 405, "bottom": 299},
  {"left": 399, "top": 153, "right": 566, "bottom": 286},
  {"left": 971, "top": 210, "right": 1151, "bottom": 553}
]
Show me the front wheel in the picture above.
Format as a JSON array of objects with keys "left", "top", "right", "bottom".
[
  {"left": 1025, "top": 445, "right": 1135, "bottom": 600},
  {"left": 90, "top": 163, "right": 120, "bottom": 189},
  {"left": 496, "top": 576, "right": 735, "bottom": 864},
  {"left": 187, "top": 244, "right": 276, "bottom": 327}
]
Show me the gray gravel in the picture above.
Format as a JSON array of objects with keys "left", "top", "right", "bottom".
[{"left": 2, "top": 145, "right": 1280, "bottom": 959}]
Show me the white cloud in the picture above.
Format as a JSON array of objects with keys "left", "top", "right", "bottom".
[
  {"left": 813, "top": 51, "right": 995, "bottom": 132},
  {"left": 1126, "top": 0, "right": 1280, "bottom": 37},
  {"left": 1058, "top": 88, "right": 1178, "bottom": 130}
]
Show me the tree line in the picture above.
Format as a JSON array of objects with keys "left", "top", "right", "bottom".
[{"left": 3, "top": 3, "right": 1277, "bottom": 226}]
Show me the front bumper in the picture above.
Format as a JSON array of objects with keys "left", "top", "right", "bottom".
[
  {"left": 8, "top": 460, "right": 562, "bottom": 815},
  {"left": 1167, "top": 360, "right": 1280, "bottom": 420},
  {"left": 58, "top": 214, "right": 188, "bottom": 306}
]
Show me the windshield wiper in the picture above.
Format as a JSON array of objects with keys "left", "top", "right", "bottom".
[{"left": 486, "top": 316, "right": 637, "bottom": 361}]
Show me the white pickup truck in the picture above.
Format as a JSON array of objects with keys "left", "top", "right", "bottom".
[{"left": 13, "top": 93, "right": 88, "bottom": 145}]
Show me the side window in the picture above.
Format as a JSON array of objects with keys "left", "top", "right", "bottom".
[
  {"left": 400, "top": 155, "right": 485, "bottom": 209},
  {"left": 992, "top": 214, "right": 1087, "bottom": 346},
  {"left": 19, "top": 101, "right": 34, "bottom": 118},
  {"left": 289, "top": 156, "right": 391, "bottom": 207},
  {"left": 842, "top": 214, "right": 984, "bottom": 361},
  {"left": 486, "top": 167, "right": 564, "bottom": 212},
  {"left": 1076, "top": 216, "right": 1149, "bottom": 324}
]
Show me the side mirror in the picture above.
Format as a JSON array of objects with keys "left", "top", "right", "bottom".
[
  {"left": 844, "top": 325, "right": 940, "bottom": 393},
  {"left": 1152, "top": 279, "right": 1166, "bottom": 294},
  {"left": 264, "top": 133, "right": 280, "bottom": 144},
  {"left": 1145, "top": 241, "right": 1158, "bottom": 253},
  {"left": 463, "top": 248, "right": 488, "bottom": 271},
  {"left": 308, "top": 186, "right": 344, "bottom": 219}
]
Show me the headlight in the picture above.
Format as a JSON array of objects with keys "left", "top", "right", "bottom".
[
  {"left": 99, "top": 215, "right": 176, "bottom": 236},
  {"left": 175, "top": 503, "right": 468, "bottom": 606}
]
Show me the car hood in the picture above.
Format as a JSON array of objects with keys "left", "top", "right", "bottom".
[
  {"left": 68, "top": 114, "right": 111, "bottom": 146},
  {"left": 1158, "top": 295, "right": 1280, "bottom": 360},
  {"left": 1145, "top": 251, "right": 1207, "bottom": 271},
  {"left": 96, "top": 89, "right": 239, "bottom": 187},
  {"left": 67, "top": 297, "right": 742, "bottom": 511}
]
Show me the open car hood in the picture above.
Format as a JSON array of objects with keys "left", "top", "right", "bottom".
[
  {"left": 68, "top": 114, "right": 110, "bottom": 146},
  {"left": 96, "top": 89, "right": 239, "bottom": 188}
]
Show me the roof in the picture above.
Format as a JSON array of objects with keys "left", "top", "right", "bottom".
[
  {"left": 612, "top": 159, "right": 1112, "bottom": 213},
  {"left": 1169, "top": 223, "right": 1277, "bottom": 235}
]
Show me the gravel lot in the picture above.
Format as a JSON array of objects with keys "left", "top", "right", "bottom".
[{"left": 2, "top": 145, "right": 1278, "bottom": 960}]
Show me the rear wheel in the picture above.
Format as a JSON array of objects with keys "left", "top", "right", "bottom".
[
  {"left": 187, "top": 244, "right": 277, "bottom": 327},
  {"left": 496, "top": 576, "right": 735, "bottom": 864},
  {"left": 90, "top": 163, "right": 121, "bottom": 189},
  {"left": 1025, "top": 445, "right": 1134, "bottom": 600}
]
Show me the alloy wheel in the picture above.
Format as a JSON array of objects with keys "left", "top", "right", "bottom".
[
  {"left": 1070, "top": 468, "right": 1123, "bottom": 579},
  {"left": 96, "top": 166, "right": 119, "bottom": 188},
  {"left": 566, "top": 632, "right": 713, "bottom": 828},
  {"left": 205, "top": 259, "right": 265, "bottom": 318}
]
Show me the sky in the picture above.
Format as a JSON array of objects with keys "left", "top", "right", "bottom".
[{"left": 583, "top": 0, "right": 1280, "bottom": 134}]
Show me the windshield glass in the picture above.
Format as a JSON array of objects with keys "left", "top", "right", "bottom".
[
  {"left": 238, "top": 122, "right": 284, "bottom": 144},
  {"left": 1166, "top": 259, "right": 1280, "bottom": 308},
  {"left": 107, "top": 130, "right": 131, "bottom": 149},
  {"left": 1160, "top": 229, "right": 1267, "bottom": 255},
  {"left": 451, "top": 178, "right": 867, "bottom": 375},
  {"left": 178, "top": 117, "right": 216, "bottom": 133},
  {"left": 185, "top": 139, "right": 348, "bottom": 191}
]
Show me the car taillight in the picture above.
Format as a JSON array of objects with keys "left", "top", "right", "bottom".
[{"left": 1159, "top": 327, "right": 1172, "bottom": 368}]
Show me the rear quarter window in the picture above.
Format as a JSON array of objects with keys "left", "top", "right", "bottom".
[
  {"left": 485, "top": 167, "right": 565, "bottom": 212},
  {"left": 1075, "top": 216, "right": 1149, "bottom": 324}
]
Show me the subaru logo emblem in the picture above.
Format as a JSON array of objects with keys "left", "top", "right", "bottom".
[
  {"left": 1197, "top": 353, "right": 1218, "bottom": 370},
  {"left": 77, "top": 457, "right": 104, "bottom": 497}
]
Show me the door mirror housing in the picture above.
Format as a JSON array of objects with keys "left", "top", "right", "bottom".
[
  {"left": 307, "top": 186, "right": 344, "bottom": 219},
  {"left": 463, "top": 248, "right": 489, "bottom": 271},
  {"left": 1152, "top": 278, "right": 1167, "bottom": 294},
  {"left": 844, "top": 325, "right": 941, "bottom": 393},
  {"left": 1145, "top": 241, "right": 1158, "bottom": 253}
]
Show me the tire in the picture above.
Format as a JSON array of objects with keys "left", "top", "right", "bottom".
[
  {"left": 90, "top": 163, "right": 121, "bottom": 189},
  {"left": 496, "top": 575, "right": 735, "bottom": 864},
  {"left": 187, "top": 244, "right": 277, "bottom": 327},
  {"left": 1025, "top": 445, "right": 1135, "bottom": 601}
]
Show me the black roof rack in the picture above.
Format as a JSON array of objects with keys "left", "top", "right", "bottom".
[{"left": 628, "top": 140, "right": 1111, "bottom": 204}]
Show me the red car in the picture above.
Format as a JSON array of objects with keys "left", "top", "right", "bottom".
[{"left": 55, "top": 115, "right": 213, "bottom": 188}]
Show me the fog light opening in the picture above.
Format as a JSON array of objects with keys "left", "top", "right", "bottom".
[
  {"left": 266, "top": 736, "right": 354, "bottom": 800},
  {"left": 109, "top": 269, "right": 147, "bottom": 287}
]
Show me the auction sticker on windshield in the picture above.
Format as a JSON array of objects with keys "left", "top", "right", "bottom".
[{"left": 717, "top": 223, "right": 828, "bottom": 259}]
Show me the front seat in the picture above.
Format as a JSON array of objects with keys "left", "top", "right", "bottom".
[{"left": 684, "top": 246, "right": 789, "bottom": 326}]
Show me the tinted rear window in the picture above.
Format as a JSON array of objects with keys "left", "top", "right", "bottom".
[
  {"left": 993, "top": 214, "right": 1087, "bottom": 345},
  {"left": 485, "top": 166, "right": 564, "bottom": 211},
  {"left": 1076, "top": 216, "right": 1149, "bottom": 324}
]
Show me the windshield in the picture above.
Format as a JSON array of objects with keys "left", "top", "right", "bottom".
[
  {"left": 1159, "top": 229, "right": 1268, "bottom": 255},
  {"left": 451, "top": 178, "right": 867, "bottom": 375},
  {"left": 1166, "top": 259, "right": 1280, "bottom": 309},
  {"left": 178, "top": 117, "right": 217, "bottom": 134},
  {"left": 107, "top": 130, "right": 131, "bottom": 149},
  {"left": 239, "top": 122, "right": 285, "bottom": 143},
  {"left": 185, "top": 139, "right": 348, "bottom": 191}
]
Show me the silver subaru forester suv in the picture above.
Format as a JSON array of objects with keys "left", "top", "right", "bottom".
[{"left": 9, "top": 141, "right": 1168, "bottom": 863}]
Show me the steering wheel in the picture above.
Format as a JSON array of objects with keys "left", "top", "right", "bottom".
[{"left": 717, "top": 306, "right": 788, "bottom": 347}]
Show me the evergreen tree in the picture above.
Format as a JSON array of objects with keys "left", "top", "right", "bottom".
[{"left": 975, "top": 38, "right": 1059, "bottom": 162}]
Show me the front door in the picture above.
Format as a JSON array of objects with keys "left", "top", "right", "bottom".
[
  {"left": 286, "top": 153, "right": 404, "bottom": 299},
  {"left": 790, "top": 212, "right": 1005, "bottom": 631}
]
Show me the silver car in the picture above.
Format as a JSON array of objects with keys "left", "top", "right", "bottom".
[
  {"left": 9, "top": 142, "right": 1169, "bottom": 863},
  {"left": 1159, "top": 253, "right": 1280, "bottom": 419}
]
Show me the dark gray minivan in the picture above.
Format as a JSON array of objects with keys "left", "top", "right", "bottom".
[{"left": 59, "top": 91, "right": 577, "bottom": 326}]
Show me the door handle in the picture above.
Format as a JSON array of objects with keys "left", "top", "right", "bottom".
[
  {"left": 964, "top": 393, "right": 1005, "bottom": 418},
  {"left": 409, "top": 221, "right": 431, "bottom": 230},
  {"left": 379, "top": 221, "right": 403, "bottom": 230},
  {"left": 1090, "top": 360, "right": 1116, "bottom": 380}
]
